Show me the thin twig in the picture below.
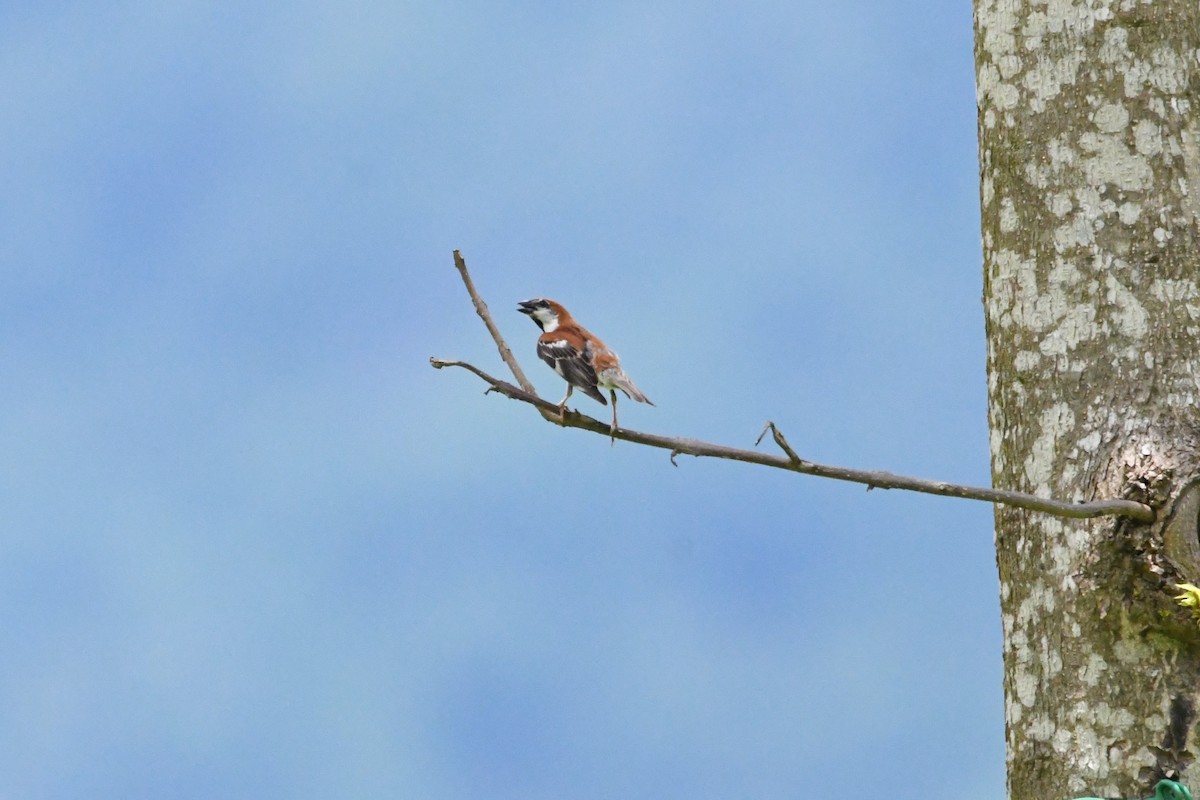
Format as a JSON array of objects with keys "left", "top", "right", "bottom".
[
  {"left": 436, "top": 251, "right": 1156, "bottom": 524},
  {"left": 429, "top": 358, "right": 1156, "bottom": 523},
  {"left": 757, "top": 421, "right": 806, "bottom": 465},
  {"left": 452, "top": 250, "right": 537, "bottom": 396}
]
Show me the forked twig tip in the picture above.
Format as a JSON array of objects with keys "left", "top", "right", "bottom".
[
  {"left": 755, "top": 421, "right": 775, "bottom": 447},
  {"left": 756, "top": 420, "right": 803, "bottom": 465}
]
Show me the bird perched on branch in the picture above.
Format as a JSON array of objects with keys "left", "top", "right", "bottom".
[{"left": 517, "top": 298, "right": 654, "bottom": 440}]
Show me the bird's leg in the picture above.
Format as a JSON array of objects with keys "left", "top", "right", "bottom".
[
  {"left": 557, "top": 385, "right": 573, "bottom": 420},
  {"left": 609, "top": 389, "right": 619, "bottom": 444}
]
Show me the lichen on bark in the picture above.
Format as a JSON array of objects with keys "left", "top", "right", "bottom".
[{"left": 975, "top": 0, "right": 1200, "bottom": 797}]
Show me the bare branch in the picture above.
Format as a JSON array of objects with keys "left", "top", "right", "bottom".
[
  {"left": 430, "top": 357, "right": 1156, "bottom": 523},
  {"left": 438, "top": 250, "right": 1155, "bottom": 524},
  {"left": 431, "top": 358, "right": 547, "bottom": 408},
  {"left": 452, "top": 250, "right": 538, "bottom": 397}
]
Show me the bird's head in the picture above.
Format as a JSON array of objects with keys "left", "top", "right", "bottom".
[{"left": 518, "top": 298, "right": 567, "bottom": 332}]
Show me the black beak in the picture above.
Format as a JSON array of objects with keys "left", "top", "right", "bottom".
[{"left": 517, "top": 300, "right": 536, "bottom": 315}]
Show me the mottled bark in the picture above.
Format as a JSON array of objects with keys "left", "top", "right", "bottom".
[{"left": 975, "top": 0, "right": 1200, "bottom": 798}]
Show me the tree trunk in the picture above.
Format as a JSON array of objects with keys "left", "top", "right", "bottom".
[{"left": 975, "top": 1, "right": 1200, "bottom": 798}]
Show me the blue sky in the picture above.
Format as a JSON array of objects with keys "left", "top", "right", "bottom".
[{"left": 2, "top": 2, "right": 1000, "bottom": 798}]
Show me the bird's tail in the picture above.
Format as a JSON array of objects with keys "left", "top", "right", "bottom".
[{"left": 612, "top": 373, "right": 654, "bottom": 406}]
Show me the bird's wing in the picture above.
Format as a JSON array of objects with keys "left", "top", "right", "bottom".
[{"left": 537, "top": 338, "right": 607, "bottom": 405}]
